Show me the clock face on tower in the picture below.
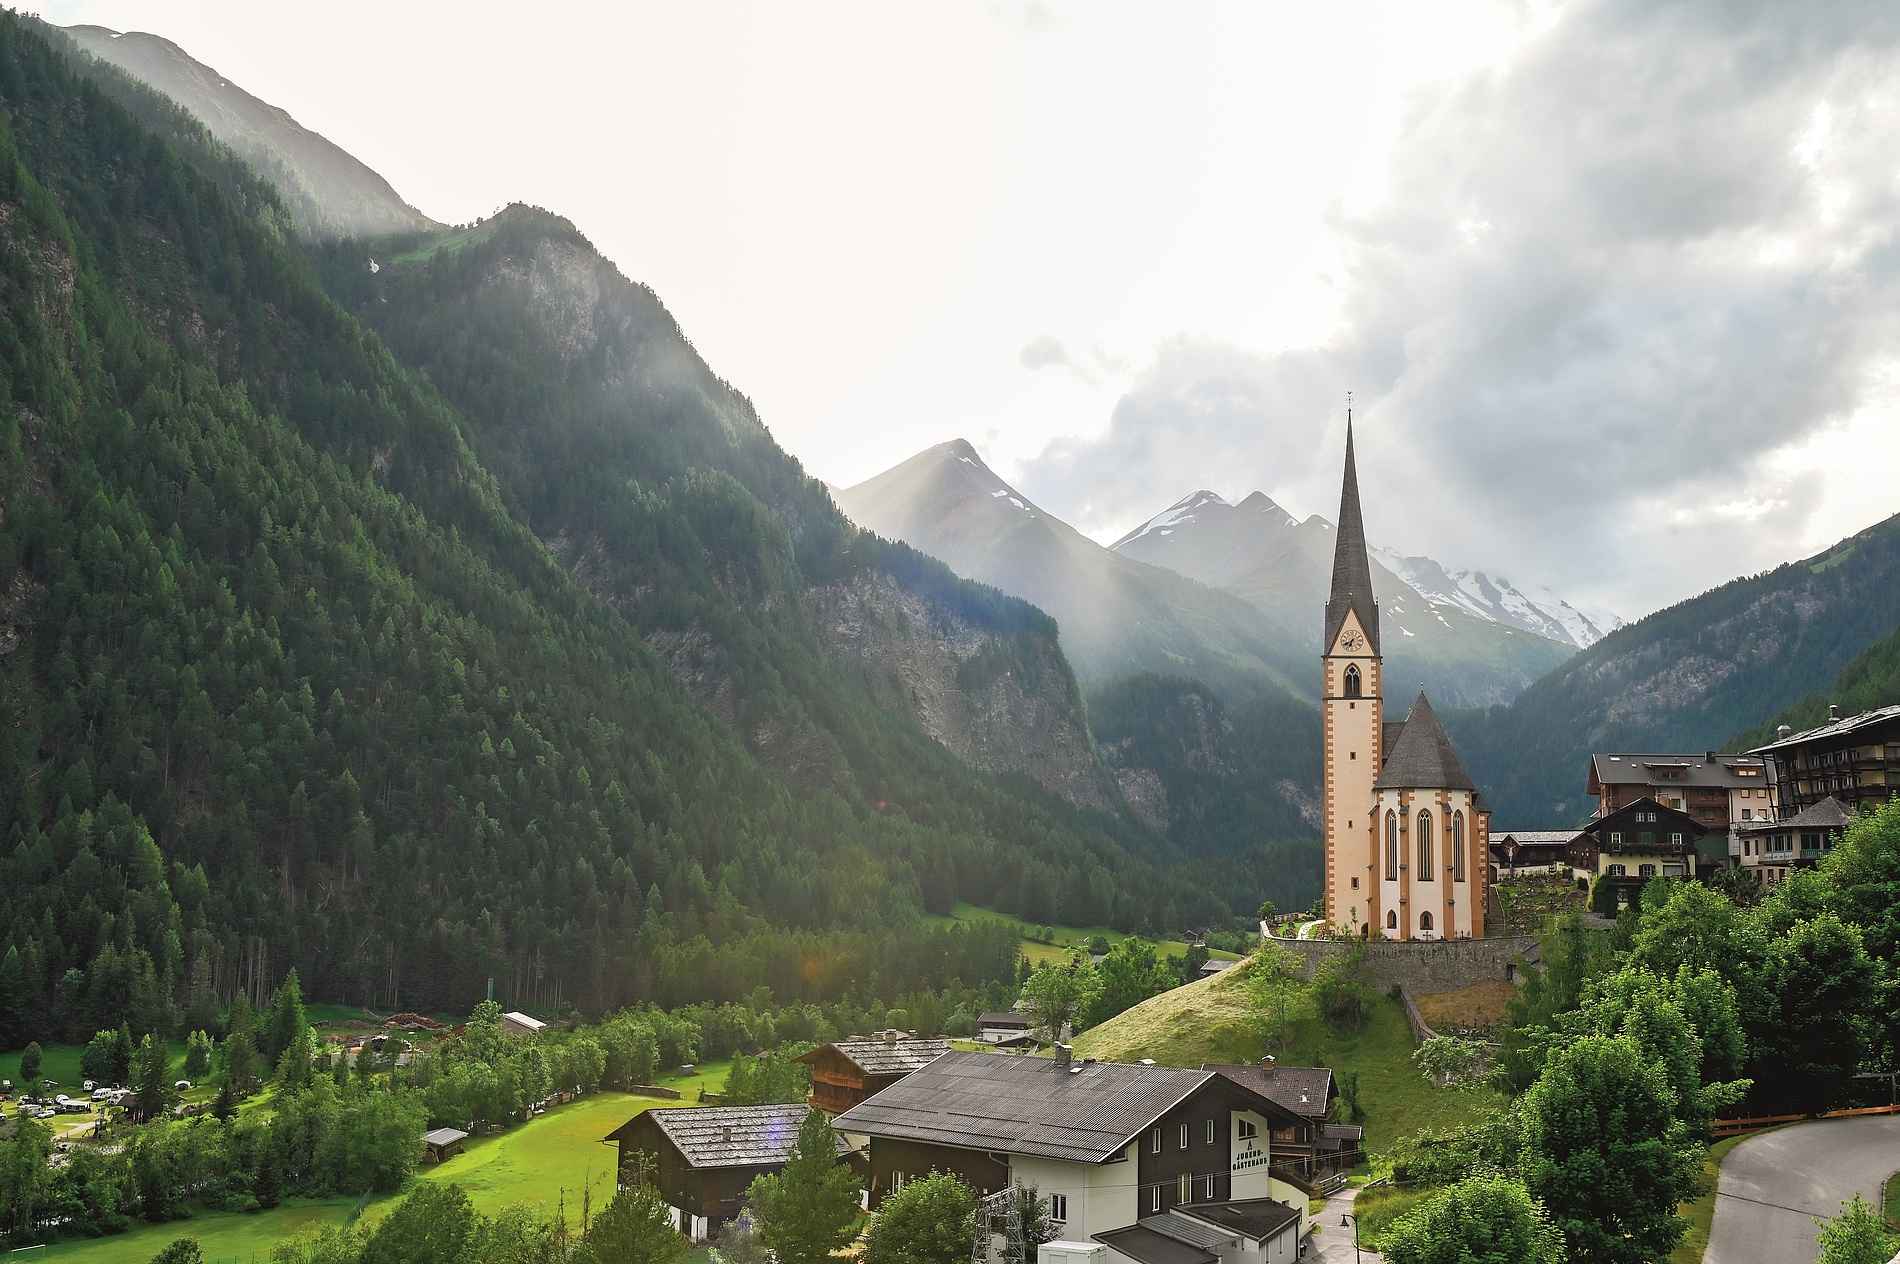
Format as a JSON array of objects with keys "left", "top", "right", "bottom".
[{"left": 1340, "top": 630, "right": 1365, "bottom": 652}]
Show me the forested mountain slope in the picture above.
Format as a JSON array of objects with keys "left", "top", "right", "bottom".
[
  {"left": 59, "top": 23, "right": 437, "bottom": 240},
  {"left": 1085, "top": 673, "right": 1322, "bottom": 912},
  {"left": 0, "top": 16, "right": 1238, "bottom": 1044},
  {"left": 1446, "top": 512, "right": 1900, "bottom": 824},
  {"left": 835, "top": 441, "right": 1310, "bottom": 703},
  {"left": 1730, "top": 618, "right": 1900, "bottom": 750}
]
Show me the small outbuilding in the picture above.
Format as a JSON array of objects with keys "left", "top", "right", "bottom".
[
  {"left": 604, "top": 1103, "right": 855, "bottom": 1242},
  {"left": 422, "top": 1127, "right": 469, "bottom": 1163},
  {"left": 500, "top": 1011, "right": 548, "bottom": 1038}
]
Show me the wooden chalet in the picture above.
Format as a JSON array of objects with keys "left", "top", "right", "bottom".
[
  {"left": 604, "top": 1103, "right": 853, "bottom": 1241},
  {"left": 1569, "top": 797, "right": 1705, "bottom": 905},
  {"left": 1750, "top": 703, "right": 1900, "bottom": 815},
  {"left": 795, "top": 1034, "right": 952, "bottom": 1116}
]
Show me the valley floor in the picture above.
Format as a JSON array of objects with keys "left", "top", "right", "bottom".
[{"left": 36, "top": 1090, "right": 685, "bottom": 1263}]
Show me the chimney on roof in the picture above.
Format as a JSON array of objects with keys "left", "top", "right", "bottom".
[
  {"left": 883, "top": 1029, "right": 897, "bottom": 1045},
  {"left": 1829, "top": 704, "right": 1841, "bottom": 722},
  {"left": 1054, "top": 1043, "right": 1071, "bottom": 1069},
  {"left": 1778, "top": 725, "right": 1792, "bottom": 740},
  {"left": 1260, "top": 1055, "right": 1276, "bottom": 1075},
  {"left": 1706, "top": 751, "right": 1716, "bottom": 762},
  {"left": 722, "top": 1126, "right": 732, "bottom": 1143}
]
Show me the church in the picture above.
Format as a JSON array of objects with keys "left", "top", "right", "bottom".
[{"left": 1320, "top": 421, "right": 1491, "bottom": 940}]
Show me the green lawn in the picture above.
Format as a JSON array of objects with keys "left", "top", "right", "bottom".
[
  {"left": 1072, "top": 960, "right": 1503, "bottom": 1156},
  {"left": 35, "top": 1092, "right": 690, "bottom": 1263},
  {"left": 1885, "top": 1166, "right": 1900, "bottom": 1232},
  {"left": 926, "top": 901, "right": 1242, "bottom": 968}
]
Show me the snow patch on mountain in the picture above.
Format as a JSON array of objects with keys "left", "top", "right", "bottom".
[{"left": 1371, "top": 546, "right": 1622, "bottom": 649}]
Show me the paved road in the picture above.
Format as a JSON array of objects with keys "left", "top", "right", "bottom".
[
  {"left": 1312, "top": 1185, "right": 1384, "bottom": 1264},
  {"left": 1706, "top": 1115, "right": 1900, "bottom": 1264}
]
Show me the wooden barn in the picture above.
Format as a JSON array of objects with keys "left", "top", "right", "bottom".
[
  {"left": 795, "top": 1035, "right": 952, "bottom": 1115},
  {"left": 604, "top": 1103, "right": 855, "bottom": 1241}
]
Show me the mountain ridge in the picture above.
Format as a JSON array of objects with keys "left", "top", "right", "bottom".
[
  {"left": 834, "top": 440, "right": 1312, "bottom": 704},
  {"left": 1109, "top": 485, "right": 1578, "bottom": 708}
]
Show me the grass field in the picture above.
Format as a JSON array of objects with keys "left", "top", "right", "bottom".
[
  {"left": 1071, "top": 959, "right": 1504, "bottom": 1156},
  {"left": 35, "top": 1092, "right": 688, "bottom": 1264},
  {"left": 926, "top": 902, "right": 1243, "bottom": 968}
]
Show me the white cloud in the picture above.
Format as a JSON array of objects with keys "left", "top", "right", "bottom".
[{"left": 1017, "top": 0, "right": 1900, "bottom": 616}]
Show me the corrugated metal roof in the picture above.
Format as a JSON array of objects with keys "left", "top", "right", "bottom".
[
  {"left": 1374, "top": 693, "right": 1478, "bottom": 792},
  {"left": 1138, "top": 1215, "right": 1234, "bottom": 1251},
  {"left": 422, "top": 1128, "right": 469, "bottom": 1147},
  {"left": 643, "top": 1104, "right": 848, "bottom": 1169},
  {"left": 799, "top": 1039, "right": 953, "bottom": 1077},
  {"left": 1173, "top": 1199, "right": 1302, "bottom": 1243},
  {"left": 1095, "top": 1225, "right": 1218, "bottom": 1264},
  {"left": 836, "top": 1052, "right": 1234, "bottom": 1164}
]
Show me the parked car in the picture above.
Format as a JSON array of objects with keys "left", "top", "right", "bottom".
[
  {"left": 82, "top": 1079, "right": 95, "bottom": 1091},
  {"left": 174, "top": 1080, "right": 192, "bottom": 1091}
]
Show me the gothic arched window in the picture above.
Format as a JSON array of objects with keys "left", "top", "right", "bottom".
[
  {"left": 1453, "top": 812, "right": 1466, "bottom": 882},
  {"left": 1420, "top": 911, "right": 1435, "bottom": 933},
  {"left": 1386, "top": 812, "right": 1399, "bottom": 879},
  {"left": 1386, "top": 910, "right": 1398, "bottom": 930},
  {"left": 1417, "top": 811, "right": 1434, "bottom": 877},
  {"left": 1343, "top": 665, "right": 1361, "bottom": 698}
]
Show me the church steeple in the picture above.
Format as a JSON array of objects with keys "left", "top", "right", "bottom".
[{"left": 1325, "top": 405, "right": 1380, "bottom": 654}]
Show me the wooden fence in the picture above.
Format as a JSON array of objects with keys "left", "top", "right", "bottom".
[{"left": 1711, "top": 1102, "right": 1900, "bottom": 1138}]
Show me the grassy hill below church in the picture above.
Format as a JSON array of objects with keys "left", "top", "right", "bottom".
[{"left": 1071, "top": 959, "right": 1505, "bottom": 1155}]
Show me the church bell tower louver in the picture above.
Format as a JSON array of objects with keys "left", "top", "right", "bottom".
[{"left": 1322, "top": 407, "right": 1382, "bottom": 936}]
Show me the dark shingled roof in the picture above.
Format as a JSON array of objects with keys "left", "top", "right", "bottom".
[
  {"left": 978, "top": 1012, "right": 1031, "bottom": 1027},
  {"left": 1173, "top": 1199, "right": 1303, "bottom": 1244},
  {"left": 1324, "top": 419, "right": 1380, "bottom": 656},
  {"left": 796, "top": 1039, "right": 951, "bottom": 1077},
  {"left": 1382, "top": 720, "right": 1406, "bottom": 761},
  {"left": 1589, "top": 752, "right": 1768, "bottom": 791},
  {"left": 1749, "top": 703, "right": 1900, "bottom": 753},
  {"left": 1094, "top": 1225, "right": 1218, "bottom": 1264},
  {"left": 1374, "top": 692, "right": 1478, "bottom": 792},
  {"left": 833, "top": 1051, "right": 1296, "bottom": 1164},
  {"left": 1737, "top": 795, "right": 1854, "bottom": 833},
  {"left": 620, "top": 1104, "right": 848, "bottom": 1169},
  {"left": 1203, "top": 1064, "right": 1333, "bottom": 1119}
]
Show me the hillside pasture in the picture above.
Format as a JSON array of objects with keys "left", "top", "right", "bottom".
[{"left": 1072, "top": 957, "right": 1505, "bottom": 1156}]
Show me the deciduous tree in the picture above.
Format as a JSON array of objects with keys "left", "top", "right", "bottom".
[
  {"left": 1379, "top": 1173, "right": 1564, "bottom": 1264},
  {"left": 863, "top": 1171, "right": 976, "bottom": 1264}
]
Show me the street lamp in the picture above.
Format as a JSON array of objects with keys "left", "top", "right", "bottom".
[{"left": 1339, "top": 1212, "right": 1360, "bottom": 1263}]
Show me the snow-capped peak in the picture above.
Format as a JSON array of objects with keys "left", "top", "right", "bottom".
[
  {"left": 1114, "top": 490, "right": 1229, "bottom": 547},
  {"left": 1370, "top": 546, "right": 1622, "bottom": 649}
]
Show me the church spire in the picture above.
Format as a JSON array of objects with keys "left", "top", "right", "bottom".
[{"left": 1325, "top": 399, "right": 1380, "bottom": 654}]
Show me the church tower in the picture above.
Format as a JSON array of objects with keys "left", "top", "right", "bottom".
[{"left": 1322, "top": 413, "right": 1382, "bottom": 936}]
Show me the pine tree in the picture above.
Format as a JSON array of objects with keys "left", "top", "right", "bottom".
[
  {"left": 211, "top": 1075, "right": 236, "bottom": 1121},
  {"left": 132, "top": 1033, "right": 172, "bottom": 1123},
  {"left": 262, "top": 968, "right": 306, "bottom": 1067},
  {"left": 222, "top": 1027, "right": 259, "bottom": 1097},
  {"left": 746, "top": 1110, "right": 859, "bottom": 1264},
  {"left": 0, "top": 947, "right": 25, "bottom": 1048}
]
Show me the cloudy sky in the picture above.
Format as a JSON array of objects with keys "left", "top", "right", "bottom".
[{"left": 25, "top": 0, "right": 1900, "bottom": 618}]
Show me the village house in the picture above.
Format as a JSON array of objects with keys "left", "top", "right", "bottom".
[
  {"left": 796, "top": 1033, "right": 953, "bottom": 1117},
  {"left": 1486, "top": 829, "right": 1580, "bottom": 881},
  {"left": 978, "top": 1011, "right": 1036, "bottom": 1044},
  {"left": 1733, "top": 795, "right": 1853, "bottom": 886},
  {"left": 1200, "top": 1061, "right": 1357, "bottom": 1180},
  {"left": 1567, "top": 797, "right": 1706, "bottom": 905},
  {"left": 833, "top": 1048, "right": 1312, "bottom": 1264},
  {"left": 1587, "top": 751, "right": 1771, "bottom": 865},
  {"left": 604, "top": 1103, "right": 854, "bottom": 1241},
  {"left": 1750, "top": 703, "right": 1900, "bottom": 815}
]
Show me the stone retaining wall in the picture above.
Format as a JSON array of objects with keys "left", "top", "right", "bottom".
[{"left": 1271, "top": 933, "right": 1539, "bottom": 993}]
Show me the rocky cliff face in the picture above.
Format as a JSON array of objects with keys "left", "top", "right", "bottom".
[{"left": 809, "top": 570, "right": 1118, "bottom": 814}]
